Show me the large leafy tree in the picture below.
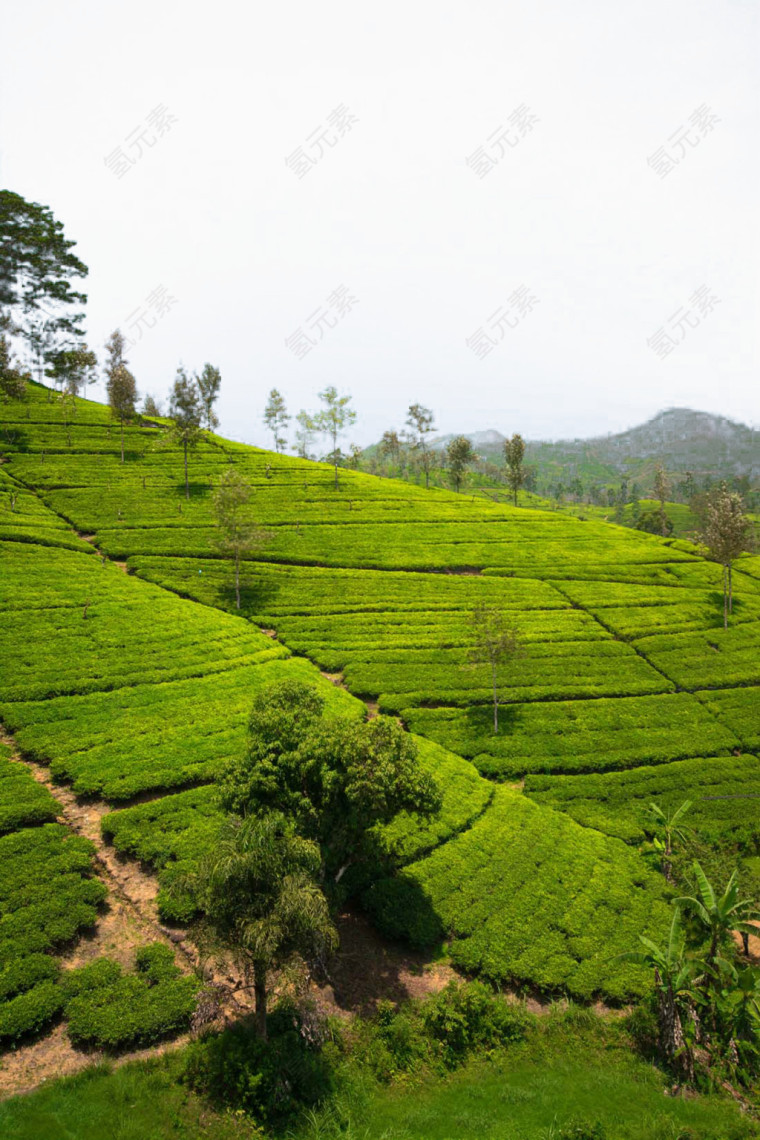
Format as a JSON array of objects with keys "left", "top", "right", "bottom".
[
  {"left": 0, "top": 191, "right": 88, "bottom": 372},
  {"left": 263, "top": 388, "right": 290, "bottom": 452},
  {"left": 217, "top": 680, "right": 441, "bottom": 886},
  {"left": 179, "top": 813, "right": 336, "bottom": 1040},
  {"left": 212, "top": 468, "right": 269, "bottom": 609},
  {"left": 168, "top": 367, "right": 204, "bottom": 499},
  {"left": 311, "top": 386, "right": 356, "bottom": 489}
]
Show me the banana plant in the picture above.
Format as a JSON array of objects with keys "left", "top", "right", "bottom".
[
  {"left": 675, "top": 862, "right": 760, "bottom": 974},
  {"left": 615, "top": 910, "right": 698, "bottom": 1080},
  {"left": 647, "top": 800, "right": 692, "bottom": 882}
]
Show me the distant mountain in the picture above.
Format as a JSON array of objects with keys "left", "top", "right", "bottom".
[{"left": 424, "top": 408, "right": 759, "bottom": 483}]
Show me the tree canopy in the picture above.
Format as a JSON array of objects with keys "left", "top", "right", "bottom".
[
  {"left": 179, "top": 812, "right": 336, "bottom": 1039},
  {"left": 168, "top": 367, "right": 204, "bottom": 499},
  {"left": 217, "top": 680, "right": 441, "bottom": 887},
  {"left": 0, "top": 191, "right": 88, "bottom": 369},
  {"left": 446, "top": 435, "right": 476, "bottom": 492},
  {"left": 311, "top": 386, "right": 356, "bottom": 489}
]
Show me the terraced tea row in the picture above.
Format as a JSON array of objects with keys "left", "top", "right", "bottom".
[{"left": 525, "top": 754, "right": 760, "bottom": 846}]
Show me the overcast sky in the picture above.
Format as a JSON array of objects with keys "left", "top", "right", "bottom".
[{"left": 2, "top": 0, "right": 758, "bottom": 447}]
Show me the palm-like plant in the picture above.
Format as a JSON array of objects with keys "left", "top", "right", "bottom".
[
  {"left": 177, "top": 812, "right": 337, "bottom": 1039},
  {"left": 646, "top": 800, "right": 692, "bottom": 882},
  {"left": 615, "top": 910, "right": 698, "bottom": 1080},
  {"left": 675, "top": 862, "right": 760, "bottom": 974}
]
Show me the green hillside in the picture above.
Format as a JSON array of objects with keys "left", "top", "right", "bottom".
[{"left": 1, "top": 380, "right": 760, "bottom": 1128}]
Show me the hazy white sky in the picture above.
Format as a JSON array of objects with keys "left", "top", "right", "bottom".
[{"left": 2, "top": 0, "right": 758, "bottom": 447}]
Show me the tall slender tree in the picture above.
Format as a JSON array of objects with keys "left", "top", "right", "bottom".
[
  {"left": 466, "top": 605, "right": 522, "bottom": 733},
  {"left": 104, "top": 332, "right": 137, "bottom": 464},
  {"left": 311, "top": 386, "right": 357, "bottom": 489},
  {"left": 196, "top": 363, "right": 222, "bottom": 431},
  {"left": 653, "top": 464, "right": 671, "bottom": 537},
  {"left": 263, "top": 388, "right": 290, "bottom": 453},
  {"left": 212, "top": 469, "right": 269, "bottom": 609},
  {"left": 503, "top": 433, "right": 526, "bottom": 506},
  {"left": 698, "top": 484, "right": 755, "bottom": 628},
  {"left": 168, "top": 367, "right": 203, "bottom": 499},
  {"left": 446, "top": 435, "right": 475, "bottom": 492},
  {"left": 405, "top": 403, "right": 435, "bottom": 489},
  {"left": 293, "top": 410, "right": 316, "bottom": 459}
]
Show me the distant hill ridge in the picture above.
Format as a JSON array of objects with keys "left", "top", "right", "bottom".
[{"left": 426, "top": 408, "right": 759, "bottom": 480}]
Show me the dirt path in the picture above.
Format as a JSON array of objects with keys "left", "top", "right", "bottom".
[{"left": 0, "top": 732, "right": 208, "bottom": 1096}]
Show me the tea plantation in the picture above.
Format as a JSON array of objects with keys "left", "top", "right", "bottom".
[{"left": 1, "top": 380, "right": 759, "bottom": 1048}]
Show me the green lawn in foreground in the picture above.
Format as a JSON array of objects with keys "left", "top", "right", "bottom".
[
  {"left": 1, "top": 1019, "right": 754, "bottom": 1140},
  {"left": 294, "top": 1020, "right": 758, "bottom": 1140}
]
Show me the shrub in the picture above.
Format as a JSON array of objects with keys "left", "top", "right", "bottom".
[
  {"left": 182, "top": 1002, "right": 333, "bottom": 1124},
  {"left": 63, "top": 948, "right": 198, "bottom": 1051},
  {"left": 421, "top": 980, "right": 532, "bottom": 1065},
  {"left": 0, "top": 981, "right": 63, "bottom": 1044},
  {"left": 0, "top": 953, "right": 59, "bottom": 1002}
]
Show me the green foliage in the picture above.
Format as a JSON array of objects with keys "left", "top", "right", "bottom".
[
  {"left": 445, "top": 435, "right": 476, "bottom": 492},
  {"left": 0, "top": 190, "right": 88, "bottom": 356},
  {"left": 177, "top": 813, "right": 336, "bottom": 1038},
  {"left": 218, "top": 680, "right": 441, "bottom": 884},
  {"left": 525, "top": 755, "right": 760, "bottom": 848},
  {"left": 182, "top": 1001, "right": 333, "bottom": 1124},
  {"left": 0, "top": 746, "right": 58, "bottom": 832},
  {"left": 0, "top": 981, "right": 64, "bottom": 1045},
  {"left": 366, "top": 788, "right": 670, "bottom": 1002},
  {"left": 62, "top": 944, "right": 198, "bottom": 1051},
  {"left": 407, "top": 693, "right": 734, "bottom": 779},
  {"left": 421, "top": 980, "right": 532, "bottom": 1066}
]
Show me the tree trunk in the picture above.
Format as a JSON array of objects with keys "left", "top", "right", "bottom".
[
  {"left": 728, "top": 563, "right": 733, "bottom": 614},
  {"left": 513, "top": 486, "right": 517, "bottom": 507},
  {"left": 120, "top": 417, "right": 125, "bottom": 464},
  {"left": 234, "top": 550, "right": 240, "bottom": 610},
  {"left": 492, "top": 663, "right": 499, "bottom": 734},
  {"left": 183, "top": 440, "right": 189, "bottom": 500},
  {"left": 723, "top": 564, "right": 728, "bottom": 630},
  {"left": 655, "top": 970, "right": 693, "bottom": 1084},
  {"left": 253, "top": 961, "right": 268, "bottom": 1041}
]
